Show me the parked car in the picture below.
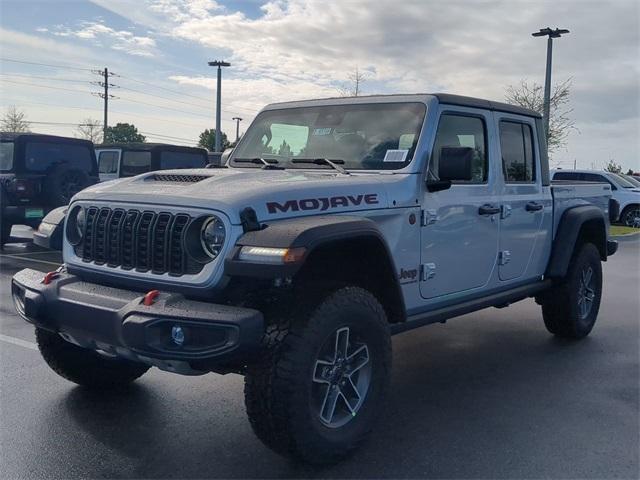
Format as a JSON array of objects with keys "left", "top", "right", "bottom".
[
  {"left": 620, "top": 173, "right": 640, "bottom": 188},
  {"left": 96, "top": 143, "right": 208, "bottom": 181},
  {"left": 0, "top": 133, "right": 98, "bottom": 246},
  {"left": 552, "top": 169, "right": 640, "bottom": 227},
  {"left": 13, "top": 93, "right": 618, "bottom": 464}
]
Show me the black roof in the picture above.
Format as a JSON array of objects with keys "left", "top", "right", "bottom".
[
  {"left": 433, "top": 93, "right": 541, "bottom": 118},
  {"left": 96, "top": 142, "right": 207, "bottom": 153},
  {"left": 0, "top": 132, "right": 95, "bottom": 145}
]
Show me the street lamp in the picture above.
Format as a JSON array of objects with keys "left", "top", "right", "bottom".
[
  {"left": 208, "top": 60, "right": 231, "bottom": 152},
  {"left": 532, "top": 27, "right": 570, "bottom": 143},
  {"left": 232, "top": 117, "right": 243, "bottom": 143}
]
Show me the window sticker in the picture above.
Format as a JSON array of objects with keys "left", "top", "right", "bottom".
[
  {"left": 312, "top": 127, "right": 332, "bottom": 136},
  {"left": 383, "top": 149, "right": 409, "bottom": 162}
]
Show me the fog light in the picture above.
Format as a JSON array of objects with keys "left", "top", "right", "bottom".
[{"left": 171, "top": 325, "right": 185, "bottom": 346}]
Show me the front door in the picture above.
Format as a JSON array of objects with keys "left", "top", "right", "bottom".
[
  {"left": 496, "top": 117, "right": 547, "bottom": 281},
  {"left": 420, "top": 108, "right": 500, "bottom": 299}
]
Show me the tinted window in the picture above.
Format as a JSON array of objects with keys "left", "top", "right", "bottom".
[
  {"left": 429, "top": 114, "right": 488, "bottom": 183},
  {"left": 0, "top": 142, "right": 14, "bottom": 171},
  {"left": 500, "top": 121, "right": 535, "bottom": 182},
  {"left": 553, "top": 171, "right": 580, "bottom": 181},
  {"left": 98, "top": 151, "right": 119, "bottom": 174},
  {"left": 159, "top": 151, "right": 207, "bottom": 169},
  {"left": 24, "top": 141, "right": 94, "bottom": 173},
  {"left": 120, "top": 151, "right": 151, "bottom": 177}
]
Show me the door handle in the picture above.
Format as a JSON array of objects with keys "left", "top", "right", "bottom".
[
  {"left": 478, "top": 204, "right": 501, "bottom": 215},
  {"left": 525, "top": 202, "right": 544, "bottom": 212}
]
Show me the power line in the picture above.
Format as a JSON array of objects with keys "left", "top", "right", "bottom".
[
  {"left": 118, "top": 74, "right": 213, "bottom": 103},
  {"left": 117, "top": 95, "right": 213, "bottom": 119},
  {"left": 0, "top": 57, "right": 94, "bottom": 72},
  {"left": 1, "top": 79, "right": 91, "bottom": 94},
  {"left": 0, "top": 72, "right": 91, "bottom": 83},
  {"left": 118, "top": 85, "right": 211, "bottom": 111}
]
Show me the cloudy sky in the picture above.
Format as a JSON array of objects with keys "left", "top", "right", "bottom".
[{"left": 1, "top": 0, "right": 638, "bottom": 171}]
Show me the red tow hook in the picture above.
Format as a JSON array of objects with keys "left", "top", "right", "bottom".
[
  {"left": 143, "top": 289, "right": 160, "bottom": 306},
  {"left": 42, "top": 271, "right": 60, "bottom": 285}
]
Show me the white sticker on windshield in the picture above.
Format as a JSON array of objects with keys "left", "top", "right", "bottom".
[
  {"left": 312, "top": 127, "right": 332, "bottom": 136},
  {"left": 383, "top": 149, "right": 408, "bottom": 162}
]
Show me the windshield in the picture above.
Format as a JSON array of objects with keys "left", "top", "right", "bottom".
[
  {"left": 610, "top": 173, "right": 636, "bottom": 188},
  {"left": 0, "top": 142, "right": 14, "bottom": 171},
  {"left": 230, "top": 102, "right": 426, "bottom": 170},
  {"left": 623, "top": 175, "right": 640, "bottom": 187}
]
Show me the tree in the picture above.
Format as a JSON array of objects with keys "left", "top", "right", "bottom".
[
  {"left": 337, "top": 67, "right": 368, "bottom": 97},
  {"left": 75, "top": 118, "right": 103, "bottom": 143},
  {"left": 505, "top": 78, "right": 576, "bottom": 155},
  {"left": 1, "top": 106, "right": 30, "bottom": 132},
  {"left": 626, "top": 169, "right": 635, "bottom": 175},
  {"left": 198, "top": 129, "right": 231, "bottom": 152},
  {"left": 604, "top": 159, "right": 622, "bottom": 174},
  {"left": 104, "top": 123, "right": 145, "bottom": 143}
]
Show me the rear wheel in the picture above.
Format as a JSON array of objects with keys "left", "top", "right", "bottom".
[
  {"left": 620, "top": 205, "right": 640, "bottom": 228},
  {"left": 36, "top": 328, "right": 150, "bottom": 388},
  {"left": 244, "top": 286, "right": 391, "bottom": 464},
  {"left": 541, "top": 243, "right": 602, "bottom": 338}
]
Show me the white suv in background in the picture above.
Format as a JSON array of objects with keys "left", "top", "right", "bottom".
[{"left": 552, "top": 170, "right": 640, "bottom": 227}]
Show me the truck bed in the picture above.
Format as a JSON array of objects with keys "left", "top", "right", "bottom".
[{"left": 551, "top": 181, "right": 613, "bottom": 235}]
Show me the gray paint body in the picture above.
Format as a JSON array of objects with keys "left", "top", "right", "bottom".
[{"left": 66, "top": 94, "right": 613, "bottom": 320}]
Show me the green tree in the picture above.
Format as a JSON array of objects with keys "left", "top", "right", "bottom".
[
  {"left": 277, "top": 139, "right": 292, "bottom": 156},
  {"left": 104, "top": 123, "right": 145, "bottom": 143},
  {"left": 604, "top": 159, "right": 622, "bottom": 174},
  {"left": 198, "top": 129, "right": 231, "bottom": 152},
  {"left": 626, "top": 168, "right": 635, "bottom": 175}
]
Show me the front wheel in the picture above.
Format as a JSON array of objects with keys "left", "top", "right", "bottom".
[
  {"left": 244, "top": 286, "right": 391, "bottom": 464},
  {"left": 541, "top": 243, "right": 603, "bottom": 338},
  {"left": 620, "top": 205, "right": 640, "bottom": 228},
  {"left": 36, "top": 328, "right": 150, "bottom": 388}
]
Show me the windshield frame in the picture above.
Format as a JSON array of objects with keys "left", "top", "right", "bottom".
[{"left": 229, "top": 101, "right": 428, "bottom": 172}]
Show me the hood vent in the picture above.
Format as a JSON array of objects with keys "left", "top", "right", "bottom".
[{"left": 148, "top": 173, "right": 210, "bottom": 183}]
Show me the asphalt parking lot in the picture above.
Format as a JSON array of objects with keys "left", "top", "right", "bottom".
[{"left": 0, "top": 227, "right": 638, "bottom": 479}]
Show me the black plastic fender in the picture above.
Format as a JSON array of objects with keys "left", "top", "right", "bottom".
[{"left": 546, "top": 205, "right": 608, "bottom": 278}]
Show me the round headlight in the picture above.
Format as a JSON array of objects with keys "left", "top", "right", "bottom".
[
  {"left": 200, "top": 216, "right": 226, "bottom": 259},
  {"left": 75, "top": 208, "right": 86, "bottom": 238}
]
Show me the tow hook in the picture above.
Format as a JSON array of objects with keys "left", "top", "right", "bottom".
[
  {"left": 143, "top": 289, "right": 160, "bottom": 306},
  {"left": 42, "top": 271, "right": 59, "bottom": 285}
]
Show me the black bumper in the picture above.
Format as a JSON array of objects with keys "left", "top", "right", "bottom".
[{"left": 11, "top": 268, "right": 264, "bottom": 373}]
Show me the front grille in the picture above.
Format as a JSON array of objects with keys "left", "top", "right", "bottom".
[
  {"left": 148, "top": 174, "right": 210, "bottom": 183},
  {"left": 76, "top": 207, "right": 201, "bottom": 276}
]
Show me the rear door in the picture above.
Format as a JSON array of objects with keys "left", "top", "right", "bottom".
[
  {"left": 496, "top": 116, "right": 550, "bottom": 281},
  {"left": 420, "top": 107, "right": 500, "bottom": 299}
]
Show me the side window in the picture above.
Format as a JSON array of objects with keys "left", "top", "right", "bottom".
[
  {"left": 553, "top": 172, "right": 579, "bottom": 181},
  {"left": 429, "top": 114, "right": 488, "bottom": 183},
  {"left": 24, "top": 142, "right": 94, "bottom": 173},
  {"left": 500, "top": 121, "right": 535, "bottom": 182},
  {"left": 120, "top": 151, "right": 151, "bottom": 177},
  {"left": 98, "top": 151, "right": 119, "bottom": 174},
  {"left": 583, "top": 173, "right": 616, "bottom": 189}
]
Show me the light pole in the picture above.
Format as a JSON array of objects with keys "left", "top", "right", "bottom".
[
  {"left": 532, "top": 27, "right": 569, "bottom": 143},
  {"left": 207, "top": 60, "right": 231, "bottom": 152},
  {"left": 232, "top": 117, "right": 243, "bottom": 143}
]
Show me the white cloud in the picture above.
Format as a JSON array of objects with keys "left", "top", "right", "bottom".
[{"left": 50, "top": 21, "right": 157, "bottom": 57}]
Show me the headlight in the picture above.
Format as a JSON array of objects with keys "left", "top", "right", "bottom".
[
  {"left": 200, "top": 216, "right": 226, "bottom": 259},
  {"left": 66, "top": 206, "right": 85, "bottom": 245},
  {"left": 75, "top": 208, "right": 86, "bottom": 238}
]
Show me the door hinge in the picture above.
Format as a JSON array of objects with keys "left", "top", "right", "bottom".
[
  {"left": 420, "top": 263, "right": 436, "bottom": 281},
  {"left": 421, "top": 209, "right": 438, "bottom": 226},
  {"left": 501, "top": 205, "right": 512, "bottom": 219},
  {"left": 498, "top": 250, "right": 511, "bottom": 266}
]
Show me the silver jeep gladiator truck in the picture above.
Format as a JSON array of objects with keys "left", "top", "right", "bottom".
[{"left": 12, "top": 93, "right": 618, "bottom": 464}]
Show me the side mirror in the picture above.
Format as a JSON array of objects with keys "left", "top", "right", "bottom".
[{"left": 439, "top": 146, "right": 474, "bottom": 182}]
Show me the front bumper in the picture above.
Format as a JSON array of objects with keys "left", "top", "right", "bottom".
[{"left": 11, "top": 268, "right": 264, "bottom": 374}]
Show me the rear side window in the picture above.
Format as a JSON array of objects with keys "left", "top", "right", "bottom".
[
  {"left": 24, "top": 141, "right": 94, "bottom": 173},
  {"left": 0, "top": 142, "right": 14, "bottom": 171},
  {"left": 159, "top": 151, "right": 207, "bottom": 169},
  {"left": 553, "top": 171, "right": 580, "bottom": 181},
  {"left": 429, "top": 114, "right": 488, "bottom": 183},
  {"left": 121, "top": 151, "right": 151, "bottom": 177},
  {"left": 98, "top": 151, "right": 119, "bottom": 174},
  {"left": 500, "top": 121, "right": 535, "bottom": 182}
]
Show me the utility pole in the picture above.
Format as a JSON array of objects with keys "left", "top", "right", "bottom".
[
  {"left": 208, "top": 60, "right": 231, "bottom": 152},
  {"left": 232, "top": 117, "right": 242, "bottom": 143},
  {"left": 91, "top": 67, "right": 118, "bottom": 144},
  {"left": 532, "top": 27, "right": 570, "bottom": 144}
]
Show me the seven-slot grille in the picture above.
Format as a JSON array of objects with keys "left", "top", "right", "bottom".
[{"left": 76, "top": 207, "right": 202, "bottom": 276}]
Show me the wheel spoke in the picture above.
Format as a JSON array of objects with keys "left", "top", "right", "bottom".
[
  {"left": 339, "top": 377, "right": 362, "bottom": 414},
  {"left": 346, "top": 345, "right": 369, "bottom": 376},
  {"left": 313, "top": 359, "right": 333, "bottom": 385},
  {"left": 333, "top": 327, "right": 350, "bottom": 361},
  {"left": 320, "top": 385, "right": 340, "bottom": 424},
  {"left": 583, "top": 267, "right": 593, "bottom": 288}
]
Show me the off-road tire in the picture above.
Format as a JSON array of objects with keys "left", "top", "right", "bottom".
[
  {"left": 43, "top": 167, "right": 91, "bottom": 207},
  {"left": 244, "top": 286, "right": 391, "bottom": 464},
  {"left": 36, "top": 328, "right": 150, "bottom": 388},
  {"left": 541, "top": 243, "right": 602, "bottom": 338}
]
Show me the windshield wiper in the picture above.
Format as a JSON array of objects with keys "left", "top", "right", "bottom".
[
  {"left": 233, "top": 157, "right": 283, "bottom": 170},
  {"left": 291, "top": 158, "right": 349, "bottom": 175}
]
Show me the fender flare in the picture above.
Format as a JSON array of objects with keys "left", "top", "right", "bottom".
[{"left": 546, "top": 205, "right": 607, "bottom": 278}]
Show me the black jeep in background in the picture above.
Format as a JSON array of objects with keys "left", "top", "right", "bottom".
[{"left": 0, "top": 133, "right": 98, "bottom": 246}]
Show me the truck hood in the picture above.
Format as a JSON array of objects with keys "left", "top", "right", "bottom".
[{"left": 73, "top": 167, "right": 416, "bottom": 224}]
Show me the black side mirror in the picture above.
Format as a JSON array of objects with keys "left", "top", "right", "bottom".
[{"left": 439, "top": 146, "right": 474, "bottom": 182}]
